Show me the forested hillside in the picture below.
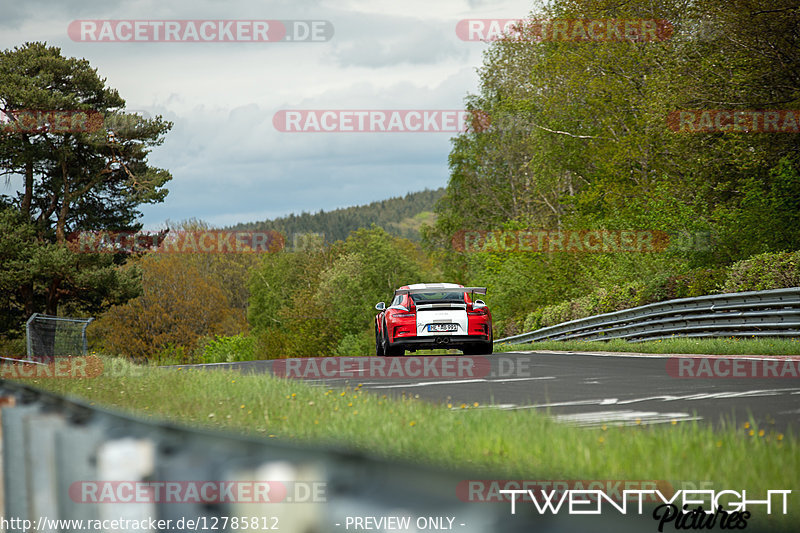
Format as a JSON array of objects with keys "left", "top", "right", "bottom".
[
  {"left": 228, "top": 189, "right": 443, "bottom": 242},
  {"left": 3, "top": 0, "right": 798, "bottom": 361},
  {"left": 426, "top": 0, "right": 800, "bottom": 335}
]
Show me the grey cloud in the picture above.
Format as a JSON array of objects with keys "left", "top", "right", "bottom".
[{"left": 328, "top": 14, "right": 469, "bottom": 67}]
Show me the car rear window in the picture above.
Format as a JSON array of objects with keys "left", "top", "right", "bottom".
[{"left": 410, "top": 291, "right": 465, "bottom": 304}]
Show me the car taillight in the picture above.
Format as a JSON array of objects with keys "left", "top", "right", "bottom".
[
  {"left": 468, "top": 308, "right": 487, "bottom": 316},
  {"left": 393, "top": 312, "right": 415, "bottom": 318}
]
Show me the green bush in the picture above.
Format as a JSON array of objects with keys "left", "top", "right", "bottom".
[
  {"left": 197, "top": 334, "right": 256, "bottom": 364},
  {"left": 723, "top": 251, "right": 800, "bottom": 293},
  {"left": 151, "top": 344, "right": 191, "bottom": 365},
  {"left": 523, "top": 309, "right": 544, "bottom": 332},
  {"left": 335, "top": 330, "right": 374, "bottom": 357},
  {"left": 253, "top": 329, "right": 293, "bottom": 361},
  {"left": 0, "top": 336, "right": 26, "bottom": 358},
  {"left": 515, "top": 252, "right": 799, "bottom": 335},
  {"left": 687, "top": 268, "right": 727, "bottom": 296}
]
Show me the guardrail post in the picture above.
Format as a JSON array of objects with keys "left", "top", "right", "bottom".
[
  {"left": 2, "top": 405, "right": 39, "bottom": 532},
  {"left": 25, "top": 412, "right": 67, "bottom": 527},
  {"left": 55, "top": 422, "right": 109, "bottom": 531}
]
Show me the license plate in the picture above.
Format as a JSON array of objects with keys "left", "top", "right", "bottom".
[{"left": 428, "top": 323, "right": 457, "bottom": 332}]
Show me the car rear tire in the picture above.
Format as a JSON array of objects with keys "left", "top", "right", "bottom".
[
  {"left": 385, "top": 344, "right": 404, "bottom": 356},
  {"left": 380, "top": 321, "right": 404, "bottom": 356},
  {"left": 461, "top": 335, "right": 493, "bottom": 355},
  {"left": 375, "top": 325, "right": 385, "bottom": 356}
]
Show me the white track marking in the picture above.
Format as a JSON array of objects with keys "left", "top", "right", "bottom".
[
  {"left": 366, "top": 376, "right": 556, "bottom": 389},
  {"left": 507, "top": 350, "right": 800, "bottom": 362},
  {"left": 553, "top": 410, "right": 702, "bottom": 428},
  {"left": 481, "top": 388, "right": 800, "bottom": 411}
]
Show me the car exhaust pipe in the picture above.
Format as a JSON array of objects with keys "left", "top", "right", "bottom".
[{"left": 436, "top": 337, "right": 450, "bottom": 345}]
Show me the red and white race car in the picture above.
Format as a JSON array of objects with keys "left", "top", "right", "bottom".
[{"left": 374, "top": 283, "right": 493, "bottom": 356}]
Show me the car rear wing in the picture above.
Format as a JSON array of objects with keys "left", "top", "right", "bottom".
[{"left": 394, "top": 287, "right": 487, "bottom": 296}]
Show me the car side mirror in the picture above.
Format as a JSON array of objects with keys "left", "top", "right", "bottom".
[
  {"left": 474, "top": 299, "right": 486, "bottom": 307},
  {"left": 375, "top": 302, "right": 385, "bottom": 311}
]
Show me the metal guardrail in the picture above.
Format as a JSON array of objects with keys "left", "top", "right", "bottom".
[
  {"left": 0, "top": 379, "right": 664, "bottom": 533},
  {"left": 495, "top": 288, "right": 800, "bottom": 345}
]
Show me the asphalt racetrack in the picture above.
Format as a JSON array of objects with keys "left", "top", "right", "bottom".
[{"left": 177, "top": 351, "right": 800, "bottom": 432}]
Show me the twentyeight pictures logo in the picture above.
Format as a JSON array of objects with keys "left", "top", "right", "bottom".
[{"left": 68, "top": 20, "right": 334, "bottom": 42}]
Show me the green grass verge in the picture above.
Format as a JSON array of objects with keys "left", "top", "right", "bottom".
[
  {"left": 11, "top": 356, "right": 799, "bottom": 529},
  {"left": 495, "top": 336, "right": 800, "bottom": 355}
]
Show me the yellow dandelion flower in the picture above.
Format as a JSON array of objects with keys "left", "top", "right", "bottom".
[
  {"left": 348, "top": 402, "right": 353, "bottom": 407},
  {"left": 777, "top": 434, "right": 784, "bottom": 441},
  {"left": 601, "top": 425, "right": 607, "bottom": 431},
  {"left": 744, "top": 422, "right": 750, "bottom": 429},
  {"left": 409, "top": 421, "right": 416, "bottom": 427},
  {"left": 353, "top": 410, "right": 358, "bottom": 415},
  {"left": 758, "top": 429, "right": 765, "bottom": 437},
  {"left": 340, "top": 391, "right": 346, "bottom": 396},
  {"left": 447, "top": 403, "right": 453, "bottom": 408},
  {"left": 598, "top": 436, "right": 605, "bottom": 443},
  {"left": 291, "top": 393, "right": 296, "bottom": 398},
  {"left": 240, "top": 404, "right": 245, "bottom": 409},
  {"left": 473, "top": 402, "right": 479, "bottom": 407},
  {"left": 671, "top": 420, "right": 677, "bottom": 425},
  {"left": 749, "top": 430, "right": 755, "bottom": 436},
  {"left": 460, "top": 403, "right": 467, "bottom": 409}
]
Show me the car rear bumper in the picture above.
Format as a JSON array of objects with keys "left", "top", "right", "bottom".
[{"left": 390, "top": 334, "right": 490, "bottom": 350}]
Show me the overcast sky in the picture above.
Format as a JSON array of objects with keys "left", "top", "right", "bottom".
[{"left": 2, "top": 0, "right": 540, "bottom": 229}]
